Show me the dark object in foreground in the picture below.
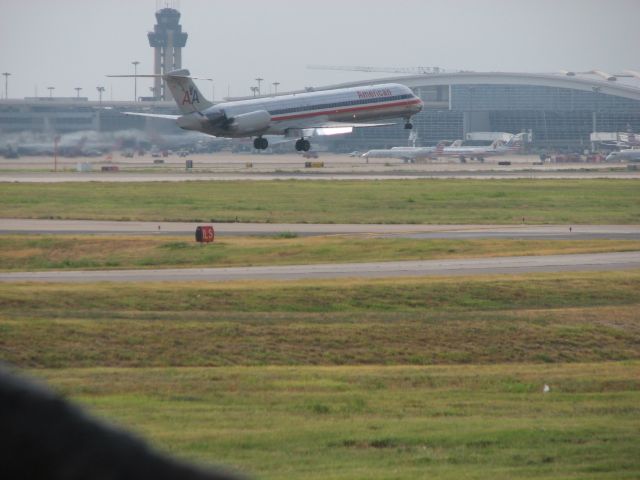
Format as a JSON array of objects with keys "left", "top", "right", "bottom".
[{"left": 0, "top": 366, "right": 246, "bottom": 480}]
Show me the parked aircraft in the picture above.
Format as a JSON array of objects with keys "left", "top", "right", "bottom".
[
  {"left": 361, "top": 143, "right": 447, "bottom": 162},
  {"left": 606, "top": 149, "right": 640, "bottom": 162},
  {"left": 436, "top": 133, "right": 526, "bottom": 161},
  {"left": 598, "top": 131, "right": 640, "bottom": 149},
  {"left": 109, "top": 70, "right": 423, "bottom": 152}
]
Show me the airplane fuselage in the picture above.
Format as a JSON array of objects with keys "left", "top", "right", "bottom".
[
  {"left": 363, "top": 146, "right": 439, "bottom": 160},
  {"left": 606, "top": 149, "right": 640, "bottom": 162},
  {"left": 178, "top": 83, "right": 423, "bottom": 138}
]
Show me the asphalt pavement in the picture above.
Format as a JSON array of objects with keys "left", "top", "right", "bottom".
[
  {"left": 2, "top": 219, "right": 640, "bottom": 240},
  {"left": 2, "top": 251, "right": 639, "bottom": 283}
]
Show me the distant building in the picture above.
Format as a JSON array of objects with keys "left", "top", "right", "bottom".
[
  {"left": 0, "top": 97, "right": 179, "bottom": 134},
  {"left": 2, "top": 70, "right": 640, "bottom": 151},
  {"left": 331, "top": 70, "right": 640, "bottom": 151}
]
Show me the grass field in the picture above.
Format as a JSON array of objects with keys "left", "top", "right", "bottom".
[
  {"left": 3, "top": 270, "right": 640, "bottom": 478},
  {"left": 3, "top": 176, "right": 640, "bottom": 477},
  {"left": 2, "top": 234, "right": 640, "bottom": 271},
  {"left": 2, "top": 271, "right": 639, "bottom": 368},
  {"left": 27, "top": 363, "right": 640, "bottom": 480},
  {"left": 1, "top": 179, "right": 639, "bottom": 224}
]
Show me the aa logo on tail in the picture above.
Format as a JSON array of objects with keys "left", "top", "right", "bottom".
[{"left": 182, "top": 87, "right": 200, "bottom": 105}]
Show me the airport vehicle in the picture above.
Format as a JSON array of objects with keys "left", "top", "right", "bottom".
[
  {"left": 110, "top": 69, "right": 423, "bottom": 152},
  {"left": 2, "top": 145, "right": 19, "bottom": 159},
  {"left": 606, "top": 148, "right": 640, "bottom": 162}
]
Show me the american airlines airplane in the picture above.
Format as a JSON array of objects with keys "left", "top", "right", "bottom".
[
  {"left": 606, "top": 148, "right": 640, "bottom": 162},
  {"left": 361, "top": 143, "right": 445, "bottom": 162},
  {"left": 436, "top": 133, "right": 526, "bottom": 161},
  {"left": 111, "top": 70, "right": 423, "bottom": 152},
  {"left": 362, "top": 133, "right": 526, "bottom": 162}
]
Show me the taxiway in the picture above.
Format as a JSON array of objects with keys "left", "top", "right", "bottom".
[{"left": 1, "top": 251, "right": 639, "bottom": 283}]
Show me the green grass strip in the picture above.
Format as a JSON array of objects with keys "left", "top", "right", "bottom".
[{"left": 1, "top": 179, "right": 639, "bottom": 224}]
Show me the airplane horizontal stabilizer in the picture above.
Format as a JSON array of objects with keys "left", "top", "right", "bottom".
[
  {"left": 107, "top": 70, "right": 206, "bottom": 80},
  {"left": 121, "top": 112, "right": 182, "bottom": 120}
]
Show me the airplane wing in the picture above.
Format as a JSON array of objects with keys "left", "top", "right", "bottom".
[
  {"left": 121, "top": 112, "right": 182, "bottom": 120},
  {"left": 305, "top": 121, "right": 396, "bottom": 129}
]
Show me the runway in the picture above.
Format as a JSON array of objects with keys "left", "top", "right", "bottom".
[
  {"left": 2, "top": 251, "right": 639, "bottom": 283},
  {"left": 2, "top": 219, "right": 640, "bottom": 240},
  {"left": 1, "top": 170, "right": 639, "bottom": 182},
  {"left": 2, "top": 152, "right": 639, "bottom": 182}
]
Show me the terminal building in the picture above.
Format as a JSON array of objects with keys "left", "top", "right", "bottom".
[
  {"left": 2, "top": 70, "right": 640, "bottom": 152},
  {"left": 2, "top": 69, "right": 640, "bottom": 152},
  {"left": 330, "top": 69, "right": 640, "bottom": 151}
]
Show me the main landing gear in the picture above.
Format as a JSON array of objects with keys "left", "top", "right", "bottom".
[
  {"left": 404, "top": 120, "right": 414, "bottom": 130},
  {"left": 295, "top": 138, "right": 311, "bottom": 152},
  {"left": 253, "top": 137, "right": 269, "bottom": 150}
]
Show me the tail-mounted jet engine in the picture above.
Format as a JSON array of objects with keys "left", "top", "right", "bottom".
[{"left": 226, "top": 110, "right": 271, "bottom": 135}]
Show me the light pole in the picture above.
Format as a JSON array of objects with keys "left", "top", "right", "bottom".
[
  {"left": 47, "top": 86, "right": 55, "bottom": 98},
  {"left": 131, "top": 61, "right": 140, "bottom": 101},
  {"left": 74, "top": 87, "right": 82, "bottom": 99},
  {"left": 2, "top": 72, "right": 10, "bottom": 99},
  {"left": 592, "top": 86, "right": 601, "bottom": 151},
  {"left": 255, "top": 77, "right": 263, "bottom": 95},
  {"left": 96, "top": 86, "right": 105, "bottom": 104},
  {"left": 273, "top": 81, "right": 280, "bottom": 95},
  {"left": 205, "top": 78, "right": 214, "bottom": 101}
]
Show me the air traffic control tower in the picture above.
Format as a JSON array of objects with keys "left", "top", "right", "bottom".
[{"left": 148, "top": 6, "right": 188, "bottom": 100}]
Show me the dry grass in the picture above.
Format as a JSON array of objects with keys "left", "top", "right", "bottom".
[
  {"left": 2, "top": 271, "right": 639, "bottom": 368},
  {"left": 2, "top": 234, "right": 640, "bottom": 271}
]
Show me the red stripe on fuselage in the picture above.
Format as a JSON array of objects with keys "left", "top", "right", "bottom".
[{"left": 270, "top": 98, "right": 422, "bottom": 122}]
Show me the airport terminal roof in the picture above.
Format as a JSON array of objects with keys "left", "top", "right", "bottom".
[
  {"left": 229, "top": 70, "right": 640, "bottom": 102},
  {"left": 326, "top": 70, "right": 640, "bottom": 102}
]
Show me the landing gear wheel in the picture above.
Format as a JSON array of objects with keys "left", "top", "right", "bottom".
[
  {"left": 404, "top": 122, "right": 413, "bottom": 130},
  {"left": 253, "top": 137, "right": 269, "bottom": 150},
  {"left": 295, "top": 139, "right": 311, "bottom": 152}
]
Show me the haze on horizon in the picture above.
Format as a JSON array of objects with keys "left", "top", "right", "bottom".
[{"left": 1, "top": 0, "right": 638, "bottom": 101}]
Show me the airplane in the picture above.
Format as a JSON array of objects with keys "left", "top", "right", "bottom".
[
  {"left": 598, "top": 131, "right": 640, "bottom": 149},
  {"left": 435, "top": 133, "right": 526, "bottom": 161},
  {"left": 109, "top": 69, "right": 423, "bottom": 152},
  {"left": 606, "top": 148, "right": 640, "bottom": 162},
  {"left": 361, "top": 143, "right": 447, "bottom": 162}
]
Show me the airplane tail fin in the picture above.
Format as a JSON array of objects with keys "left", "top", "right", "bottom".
[
  {"left": 107, "top": 69, "right": 213, "bottom": 114},
  {"left": 164, "top": 69, "right": 213, "bottom": 114},
  {"left": 506, "top": 133, "right": 526, "bottom": 151}
]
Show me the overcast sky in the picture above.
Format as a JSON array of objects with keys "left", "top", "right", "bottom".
[{"left": 1, "top": 0, "right": 638, "bottom": 101}]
